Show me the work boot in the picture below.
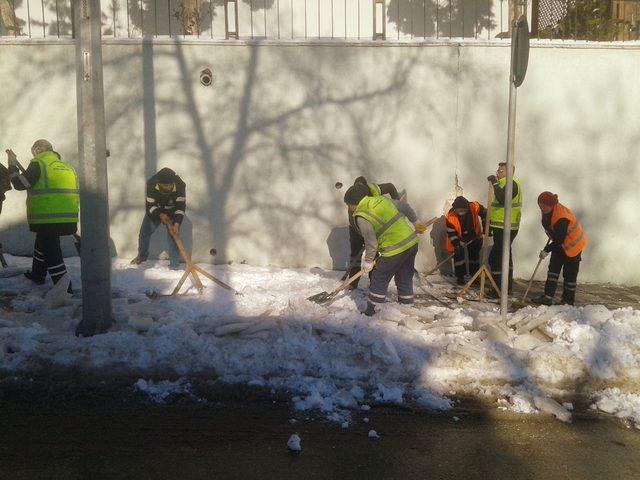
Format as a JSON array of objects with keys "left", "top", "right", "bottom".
[
  {"left": 532, "top": 294, "right": 553, "bottom": 306},
  {"left": 559, "top": 295, "right": 575, "bottom": 306},
  {"left": 362, "top": 302, "right": 376, "bottom": 317},
  {"left": 130, "top": 255, "right": 147, "bottom": 265},
  {"left": 24, "top": 271, "right": 45, "bottom": 285}
]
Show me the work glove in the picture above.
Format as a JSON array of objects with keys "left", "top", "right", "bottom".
[
  {"left": 414, "top": 222, "right": 426, "bottom": 234},
  {"left": 487, "top": 175, "right": 498, "bottom": 184},
  {"left": 159, "top": 213, "right": 170, "bottom": 224},
  {"left": 361, "top": 251, "right": 374, "bottom": 273},
  {"left": 539, "top": 249, "right": 549, "bottom": 260},
  {"left": 6, "top": 149, "right": 18, "bottom": 170}
]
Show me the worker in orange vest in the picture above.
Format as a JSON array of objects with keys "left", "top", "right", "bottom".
[
  {"left": 533, "top": 192, "right": 587, "bottom": 306},
  {"left": 445, "top": 196, "right": 487, "bottom": 285}
]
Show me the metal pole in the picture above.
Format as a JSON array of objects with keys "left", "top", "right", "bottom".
[
  {"left": 74, "top": 0, "right": 113, "bottom": 336},
  {"left": 500, "top": 12, "right": 520, "bottom": 322}
]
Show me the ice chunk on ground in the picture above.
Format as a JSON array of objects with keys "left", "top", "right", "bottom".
[
  {"left": 534, "top": 395, "right": 572, "bottom": 423},
  {"left": 287, "top": 434, "right": 301, "bottom": 452},
  {"left": 373, "top": 383, "right": 404, "bottom": 405},
  {"left": 134, "top": 378, "right": 191, "bottom": 403},
  {"left": 593, "top": 388, "right": 640, "bottom": 429}
]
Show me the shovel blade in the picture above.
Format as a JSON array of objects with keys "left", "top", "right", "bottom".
[{"left": 307, "top": 291, "right": 331, "bottom": 303}]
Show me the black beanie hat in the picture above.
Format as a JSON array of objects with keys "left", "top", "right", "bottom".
[
  {"left": 156, "top": 168, "right": 176, "bottom": 184},
  {"left": 353, "top": 176, "right": 368, "bottom": 186},
  {"left": 344, "top": 183, "right": 371, "bottom": 205},
  {"left": 452, "top": 196, "right": 470, "bottom": 210}
]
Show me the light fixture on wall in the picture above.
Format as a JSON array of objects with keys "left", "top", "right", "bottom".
[{"left": 200, "top": 68, "right": 213, "bottom": 87}]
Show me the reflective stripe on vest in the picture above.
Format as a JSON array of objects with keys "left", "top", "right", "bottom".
[
  {"left": 489, "top": 176, "right": 522, "bottom": 230},
  {"left": 27, "top": 152, "right": 79, "bottom": 225},
  {"left": 354, "top": 196, "right": 419, "bottom": 257},
  {"left": 549, "top": 203, "right": 587, "bottom": 257}
]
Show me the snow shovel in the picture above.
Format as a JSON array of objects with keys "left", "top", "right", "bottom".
[
  {"left": 308, "top": 262, "right": 375, "bottom": 304},
  {"left": 422, "top": 237, "right": 474, "bottom": 278},
  {"left": 162, "top": 218, "right": 240, "bottom": 296},
  {"left": 521, "top": 240, "right": 551, "bottom": 303}
]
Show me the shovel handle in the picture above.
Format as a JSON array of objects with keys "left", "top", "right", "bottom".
[{"left": 522, "top": 241, "right": 551, "bottom": 302}]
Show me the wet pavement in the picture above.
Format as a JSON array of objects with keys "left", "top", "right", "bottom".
[{"left": 1, "top": 396, "right": 639, "bottom": 480}]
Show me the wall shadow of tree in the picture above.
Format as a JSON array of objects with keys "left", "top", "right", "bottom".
[
  {"left": 1, "top": 39, "right": 639, "bottom": 474},
  {"left": 387, "top": 0, "right": 497, "bottom": 38},
  {"left": 241, "top": 0, "right": 275, "bottom": 11}
]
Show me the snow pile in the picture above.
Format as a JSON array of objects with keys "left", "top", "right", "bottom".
[
  {"left": 592, "top": 388, "right": 640, "bottom": 429},
  {"left": 1, "top": 255, "right": 640, "bottom": 424}
]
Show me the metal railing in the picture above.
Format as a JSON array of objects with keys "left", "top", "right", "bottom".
[{"left": 0, "top": 0, "right": 638, "bottom": 41}]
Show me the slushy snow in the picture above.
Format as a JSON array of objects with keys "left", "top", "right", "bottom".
[{"left": 1, "top": 255, "right": 640, "bottom": 427}]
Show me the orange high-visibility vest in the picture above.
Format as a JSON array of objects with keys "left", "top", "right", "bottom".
[
  {"left": 548, "top": 203, "right": 587, "bottom": 258},
  {"left": 445, "top": 201, "right": 483, "bottom": 253}
]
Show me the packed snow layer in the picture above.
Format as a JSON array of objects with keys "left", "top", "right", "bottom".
[
  {"left": 1, "top": 256, "right": 640, "bottom": 425},
  {"left": 592, "top": 388, "right": 640, "bottom": 429}
]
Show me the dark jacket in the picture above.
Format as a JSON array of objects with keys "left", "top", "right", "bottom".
[
  {"left": 542, "top": 213, "right": 570, "bottom": 254},
  {"left": 145, "top": 169, "right": 186, "bottom": 224},
  {"left": 0, "top": 162, "right": 11, "bottom": 213}
]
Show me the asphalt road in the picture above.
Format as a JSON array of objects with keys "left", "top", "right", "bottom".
[{"left": 1, "top": 395, "right": 639, "bottom": 480}]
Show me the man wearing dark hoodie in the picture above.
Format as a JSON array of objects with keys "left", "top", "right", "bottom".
[
  {"left": 131, "top": 168, "right": 186, "bottom": 269},
  {"left": 444, "top": 196, "right": 487, "bottom": 285},
  {"left": 0, "top": 161, "right": 11, "bottom": 262}
]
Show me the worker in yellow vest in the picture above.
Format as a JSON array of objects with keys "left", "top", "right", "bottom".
[
  {"left": 487, "top": 162, "right": 522, "bottom": 294},
  {"left": 343, "top": 183, "right": 425, "bottom": 316},
  {"left": 6, "top": 140, "right": 79, "bottom": 293},
  {"left": 343, "top": 176, "right": 401, "bottom": 289},
  {"left": 533, "top": 192, "right": 587, "bottom": 306}
]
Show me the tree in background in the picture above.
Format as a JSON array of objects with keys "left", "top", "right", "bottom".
[{"left": 536, "top": 0, "right": 617, "bottom": 40}]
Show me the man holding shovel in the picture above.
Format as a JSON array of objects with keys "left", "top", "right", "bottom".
[
  {"left": 343, "top": 183, "right": 425, "bottom": 317},
  {"left": 343, "top": 176, "right": 402, "bottom": 289},
  {"left": 532, "top": 192, "right": 587, "bottom": 306},
  {"left": 131, "top": 168, "right": 186, "bottom": 269},
  {"left": 0, "top": 160, "right": 12, "bottom": 267},
  {"left": 6, "top": 140, "right": 79, "bottom": 292},
  {"left": 444, "top": 196, "right": 487, "bottom": 285},
  {"left": 487, "top": 162, "right": 523, "bottom": 295}
]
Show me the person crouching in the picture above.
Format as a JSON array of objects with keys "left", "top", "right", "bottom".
[{"left": 445, "top": 196, "right": 487, "bottom": 285}]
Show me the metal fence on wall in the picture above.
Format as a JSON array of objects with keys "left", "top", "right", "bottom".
[{"left": 0, "top": 0, "right": 638, "bottom": 40}]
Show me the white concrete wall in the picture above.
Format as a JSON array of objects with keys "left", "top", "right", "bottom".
[{"left": 0, "top": 40, "right": 638, "bottom": 284}]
